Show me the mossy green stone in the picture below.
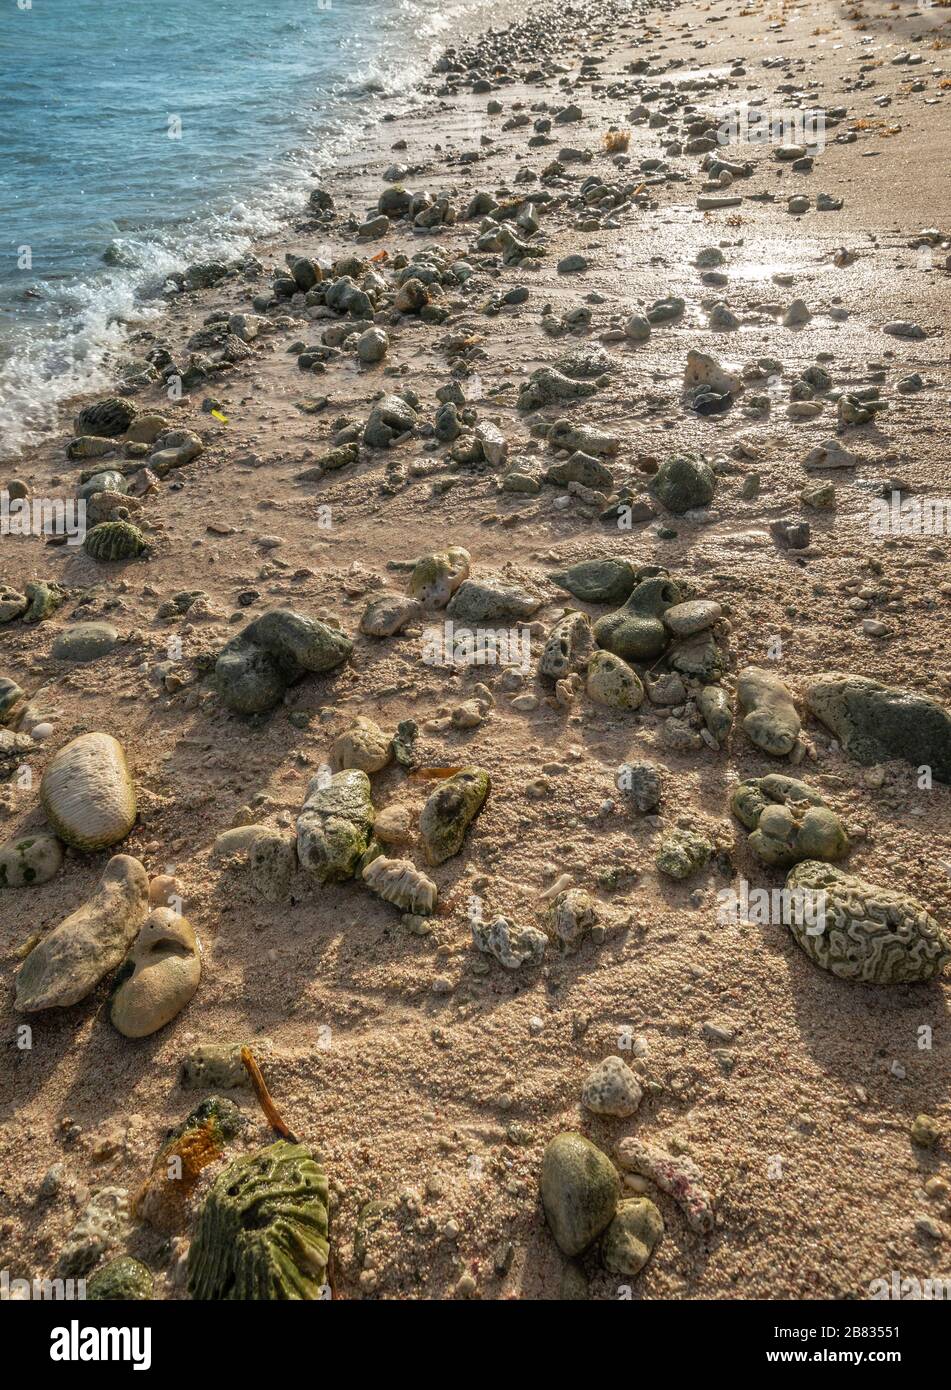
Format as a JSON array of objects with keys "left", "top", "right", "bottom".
[
  {"left": 419, "top": 766, "right": 490, "bottom": 865},
  {"left": 83, "top": 521, "right": 148, "bottom": 562},
  {"left": 541, "top": 1132, "right": 620, "bottom": 1256},
  {"left": 187, "top": 1140, "right": 330, "bottom": 1300},
  {"left": 550, "top": 558, "right": 638, "bottom": 605},
  {"left": 87, "top": 1256, "right": 154, "bottom": 1301},
  {"left": 592, "top": 576, "right": 681, "bottom": 662},
  {"left": 601, "top": 1198, "right": 664, "bottom": 1278}
]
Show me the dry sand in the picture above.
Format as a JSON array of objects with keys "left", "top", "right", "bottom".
[{"left": 1, "top": 0, "right": 950, "bottom": 1300}]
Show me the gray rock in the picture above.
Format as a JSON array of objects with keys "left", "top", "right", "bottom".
[
  {"left": 582, "top": 1056, "right": 642, "bottom": 1118},
  {"left": 296, "top": 769, "right": 374, "bottom": 883},
  {"left": 737, "top": 667, "right": 800, "bottom": 757},
  {"left": 51, "top": 622, "right": 119, "bottom": 663},
  {"left": 805, "top": 673, "right": 951, "bottom": 783},
  {"left": 616, "top": 760, "right": 661, "bottom": 813},
  {"left": 446, "top": 580, "right": 541, "bottom": 625}
]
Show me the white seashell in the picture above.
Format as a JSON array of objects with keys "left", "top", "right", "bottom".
[{"left": 40, "top": 732, "right": 136, "bottom": 851}]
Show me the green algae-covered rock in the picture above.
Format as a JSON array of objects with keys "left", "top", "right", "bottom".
[
  {"left": 216, "top": 608, "right": 353, "bottom": 715},
  {"left": 419, "top": 766, "right": 490, "bottom": 865},
  {"left": 586, "top": 650, "right": 644, "bottom": 710},
  {"left": 23, "top": 580, "right": 64, "bottom": 623},
  {"left": 784, "top": 861, "right": 951, "bottom": 984},
  {"left": 187, "top": 1140, "right": 330, "bottom": 1300},
  {"left": 0, "top": 676, "right": 24, "bottom": 723},
  {"left": 652, "top": 454, "right": 716, "bottom": 513},
  {"left": 136, "top": 1096, "right": 246, "bottom": 1233},
  {"left": 75, "top": 397, "right": 137, "bottom": 437},
  {"left": 550, "top": 558, "right": 639, "bottom": 606},
  {"left": 732, "top": 774, "right": 848, "bottom": 867},
  {"left": 541, "top": 1132, "right": 619, "bottom": 1257},
  {"left": 600, "top": 1198, "right": 664, "bottom": 1278},
  {"left": 296, "top": 768, "right": 374, "bottom": 882},
  {"left": 83, "top": 520, "right": 148, "bottom": 562},
  {"left": 656, "top": 828, "right": 712, "bottom": 880},
  {"left": 805, "top": 673, "right": 951, "bottom": 783},
  {"left": 592, "top": 576, "right": 681, "bottom": 662},
  {"left": 86, "top": 1256, "right": 154, "bottom": 1301}
]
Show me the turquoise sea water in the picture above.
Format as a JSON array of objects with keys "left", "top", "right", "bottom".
[{"left": 0, "top": 0, "right": 498, "bottom": 454}]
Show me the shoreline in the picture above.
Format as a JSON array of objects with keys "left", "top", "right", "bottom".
[{"left": 1, "top": 0, "right": 950, "bottom": 1302}]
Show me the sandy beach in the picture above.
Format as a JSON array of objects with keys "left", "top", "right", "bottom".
[{"left": 1, "top": 0, "right": 950, "bottom": 1304}]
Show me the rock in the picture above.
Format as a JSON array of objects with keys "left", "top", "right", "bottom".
[
  {"left": 332, "top": 717, "right": 392, "bottom": 773},
  {"left": 803, "top": 438, "right": 856, "bottom": 470},
  {"left": 540, "top": 612, "right": 592, "bottom": 681},
  {"left": 50, "top": 622, "right": 119, "bottom": 663},
  {"left": 652, "top": 455, "right": 716, "bottom": 513},
  {"left": 601, "top": 1198, "right": 664, "bottom": 1277},
  {"left": 446, "top": 580, "right": 541, "bottom": 625},
  {"left": 669, "top": 633, "right": 723, "bottom": 683},
  {"left": 216, "top": 608, "right": 352, "bottom": 714},
  {"left": 656, "top": 829, "right": 712, "bottom": 880},
  {"left": 684, "top": 349, "right": 741, "bottom": 395},
  {"left": 582, "top": 1056, "right": 642, "bottom": 1117},
  {"left": 663, "top": 600, "right": 720, "bottom": 638},
  {"left": 419, "top": 767, "right": 490, "bottom": 865},
  {"left": 110, "top": 908, "right": 201, "bottom": 1037},
  {"left": 86, "top": 1256, "right": 154, "bottom": 1301},
  {"left": 357, "top": 327, "right": 388, "bottom": 363},
  {"left": 475, "top": 421, "right": 508, "bottom": 467},
  {"left": 23, "top": 580, "right": 63, "bottom": 624},
  {"left": 784, "top": 861, "right": 951, "bottom": 984},
  {"left": 40, "top": 732, "right": 136, "bottom": 851},
  {"left": 408, "top": 547, "right": 470, "bottom": 606},
  {"left": 0, "top": 586, "right": 27, "bottom": 623},
  {"left": 617, "top": 759, "right": 661, "bottom": 813},
  {"left": 0, "top": 728, "right": 34, "bottom": 780},
  {"left": 0, "top": 675, "right": 25, "bottom": 722},
  {"left": 363, "top": 393, "right": 417, "bottom": 447},
  {"left": 805, "top": 673, "right": 951, "bottom": 783},
  {"left": 586, "top": 650, "right": 644, "bottom": 710},
  {"left": 57, "top": 1188, "right": 129, "bottom": 1277},
  {"left": 546, "top": 450, "right": 614, "bottom": 491},
  {"left": 557, "top": 253, "right": 588, "bottom": 274},
  {"left": 180, "top": 1042, "right": 271, "bottom": 1090},
  {"left": 75, "top": 398, "right": 136, "bottom": 437},
  {"left": 83, "top": 520, "right": 148, "bottom": 561},
  {"left": 187, "top": 1141, "right": 330, "bottom": 1300},
  {"left": 593, "top": 576, "right": 680, "bottom": 661},
  {"left": 472, "top": 914, "right": 548, "bottom": 969},
  {"left": 625, "top": 313, "right": 651, "bottom": 342},
  {"left": 540, "top": 1132, "right": 620, "bottom": 1257},
  {"left": 547, "top": 888, "right": 598, "bottom": 951},
  {"left": 0, "top": 831, "right": 63, "bottom": 887},
  {"left": 249, "top": 829, "right": 298, "bottom": 902},
  {"left": 360, "top": 849, "right": 436, "bottom": 912},
  {"left": 359, "top": 591, "right": 421, "bottom": 637},
  {"left": 517, "top": 367, "right": 596, "bottom": 411},
  {"left": 699, "top": 685, "right": 733, "bottom": 743},
  {"left": 548, "top": 419, "right": 618, "bottom": 457},
  {"left": 731, "top": 774, "right": 849, "bottom": 867},
  {"left": 372, "top": 803, "right": 415, "bottom": 847},
  {"left": 550, "top": 557, "right": 638, "bottom": 605},
  {"left": 911, "top": 1114, "right": 942, "bottom": 1149},
  {"left": 212, "top": 824, "right": 269, "bottom": 859},
  {"left": 297, "top": 769, "right": 374, "bottom": 883},
  {"left": 137, "top": 1097, "right": 245, "bottom": 1233},
  {"left": 15, "top": 855, "right": 150, "bottom": 1011},
  {"left": 883, "top": 320, "right": 926, "bottom": 340},
  {"left": 736, "top": 667, "right": 800, "bottom": 757}
]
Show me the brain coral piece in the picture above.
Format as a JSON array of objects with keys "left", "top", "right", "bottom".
[
  {"left": 83, "top": 520, "right": 148, "bottom": 561},
  {"left": 75, "top": 397, "right": 137, "bottom": 437},
  {"left": 187, "top": 1140, "right": 330, "bottom": 1300},
  {"left": 785, "top": 860, "right": 951, "bottom": 984}
]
